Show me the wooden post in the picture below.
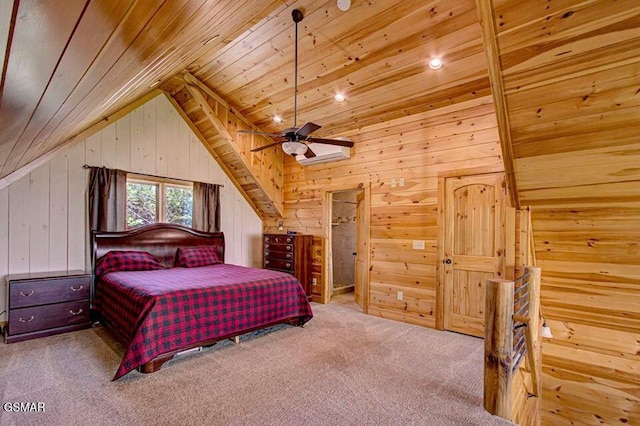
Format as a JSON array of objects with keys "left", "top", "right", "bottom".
[{"left": 484, "top": 278, "right": 515, "bottom": 419}]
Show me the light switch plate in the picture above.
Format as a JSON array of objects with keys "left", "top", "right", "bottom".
[
  {"left": 412, "top": 240, "right": 425, "bottom": 250},
  {"left": 391, "top": 179, "right": 397, "bottom": 188}
]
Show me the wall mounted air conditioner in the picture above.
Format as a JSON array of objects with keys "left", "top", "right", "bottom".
[{"left": 295, "top": 142, "right": 351, "bottom": 165}]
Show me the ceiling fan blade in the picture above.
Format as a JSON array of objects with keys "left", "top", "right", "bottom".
[
  {"left": 238, "top": 129, "right": 283, "bottom": 137},
  {"left": 295, "top": 122, "right": 321, "bottom": 137},
  {"left": 251, "top": 140, "right": 284, "bottom": 152},
  {"left": 306, "top": 137, "right": 354, "bottom": 148},
  {"left": 303, "top": 147, "right": 316, "bottom": 158}
]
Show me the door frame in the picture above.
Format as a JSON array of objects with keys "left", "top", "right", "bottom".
[
  {"left": 435, "top": 166, "right": 506, "bottom": 331},
  {"left": 323, "top": 185, "right": 370, "bottom": 313}
]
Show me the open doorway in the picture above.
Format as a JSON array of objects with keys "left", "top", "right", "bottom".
[{"left": 327, "top": 189, "right": 368, "bottom": 311}]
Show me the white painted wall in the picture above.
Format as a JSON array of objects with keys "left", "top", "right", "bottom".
[{"left": 0, "top": 94, "right": 263, "bottom": 321}]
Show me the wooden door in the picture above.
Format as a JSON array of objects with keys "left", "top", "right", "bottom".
[
  {"left": 354, "top": 191, "right": 366, "bottom": 310},
  {"left": 443, "top": 173, "right": 506, "bottom": 337}
]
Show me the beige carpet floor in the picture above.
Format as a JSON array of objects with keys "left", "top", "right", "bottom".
[{"left": 0, "top": 294, "right": 511, "bottom": 426}]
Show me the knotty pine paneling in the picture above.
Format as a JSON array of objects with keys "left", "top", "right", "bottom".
[
  {"left": 482, "top": 1, "right": 640, "bottom": 423},
  {"left": 0, "top": 94, "right": 262, "bottom": 322},
  {"left": 533, "top": 206, "right": 640, "bottom": 425},
  {"left": 265, "top": 96, "right": 504, "bottom": 323}
]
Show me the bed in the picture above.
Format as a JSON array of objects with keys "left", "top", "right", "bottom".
[{"left": 92, "top": 223, "right": 313, "bottom": 380}]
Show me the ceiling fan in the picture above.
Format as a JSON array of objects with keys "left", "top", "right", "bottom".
[{"left": 239, "top": 9, "right": 354, "bottom": 159}]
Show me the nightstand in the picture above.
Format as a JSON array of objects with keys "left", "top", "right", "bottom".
[{"left": 5, "top": 271, "right": 91, "bottom": 343}]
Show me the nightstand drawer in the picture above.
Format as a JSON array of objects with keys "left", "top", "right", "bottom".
[
  {"left": 264, "top": 250, "right": 294, "bottom": 261},
  {"left": 9, "top": 275, "right": 90, "bottom": 309},
  {"left": 8, "top": 300, "right": 90, "bottom": 335}
]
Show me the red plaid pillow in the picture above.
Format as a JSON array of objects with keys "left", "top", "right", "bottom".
[
  {"left": 95, "top": 251, "right": 165, "bottom": 276},
  {"left": 175, "top": 246, "right": 222, "bottom": 268}
]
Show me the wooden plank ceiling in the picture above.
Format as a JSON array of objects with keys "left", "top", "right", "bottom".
[{"left": 0, "top": 0, "right": 492, "bottom": 203}]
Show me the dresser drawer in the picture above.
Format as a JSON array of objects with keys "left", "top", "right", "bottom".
[
  {"left": 9, "top": 275, "right": 90, "bottom": 309},
  {"left": 264, "top": 235, "right": 295, "bottom": 244},
  {"left": 264, "top": 258, "right": 294, "bottom": 272},
  {"left": 264, "top": 249, "right": 294, "bottom": 261},
  {"left": 264, "top": 242, "right": 293, "bottom": 252},
  {"left": 8, "top": 300, "right": 90, "bottom": 335}
]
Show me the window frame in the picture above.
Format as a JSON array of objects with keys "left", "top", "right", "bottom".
[{"left": 126, "top": 174, "right": 194, "bottom": 228}]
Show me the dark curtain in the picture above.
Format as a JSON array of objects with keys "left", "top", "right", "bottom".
[
  {"left": 193, "top": 182, "right": 221, "bottom": 232},
  {"left": 88, "top": 167, "right": 127, "bottom": 232}
]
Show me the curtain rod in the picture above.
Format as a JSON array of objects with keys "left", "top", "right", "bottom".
[{"left": 82, "top": 165, "right": 224, "bottom": 187}]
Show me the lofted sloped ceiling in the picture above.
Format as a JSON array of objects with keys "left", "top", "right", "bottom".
[
  {"left": 479, "top": 0, "right": 640, "bottom": 207},
  {"left": 0, "top": 0, "right": 493, "bottom": 200}
]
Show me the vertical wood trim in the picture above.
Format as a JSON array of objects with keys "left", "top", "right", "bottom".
[
  {"left": 526, "top": 266, "right": 542, "bottom": 398},
  {"left": 435, "top": 175, "right": 446, "bottom": 330},
  {"left": 474, "top": 0, "right": 519, "bottom": 209},
  {"left": 484, "top": 277, "right": 515, "bottom": 420},
  {"left": 505, "top": 207, "right": 516, "bottom": 280},
  {"left": 362, "top": 184, "right": 371, "bottom": 315},
  {"left": 322, "top": 190, "right": 332, "bottom": 305}
]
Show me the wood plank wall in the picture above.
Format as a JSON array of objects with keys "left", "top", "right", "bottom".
[
  {"left": 0, "top": 94, "right": 262, "bottom": 322},
  {"left": 534, "top": 207, "right": 640, "bottom": 426},
  {"left": 264, "top": 96, "right": 504, "bottom": 320},
  {"left": 487, "top": 0, "right": 640, "bottom": 423}
]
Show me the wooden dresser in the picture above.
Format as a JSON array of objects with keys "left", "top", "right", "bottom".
[
  {"left": 263, "top": 234, "right": 313, "bottom": 297},
  {"left": 5, "top": 271, "right": 92, "bottom": 343}
]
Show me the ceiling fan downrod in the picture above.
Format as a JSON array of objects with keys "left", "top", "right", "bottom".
[{"left": 292, "top": 9, "right": 303, "bottom": 129}]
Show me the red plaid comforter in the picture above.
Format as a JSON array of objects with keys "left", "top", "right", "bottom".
[{"left": 94, "top": 264, "right": 313, "bottom": 379}]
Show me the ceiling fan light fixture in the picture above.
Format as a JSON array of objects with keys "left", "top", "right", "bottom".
[
  {"left": 429, "top": 57, "right": 443, "bottom": 70},
  {"left": 334, "top": 92, "right": 346, "bottom": 102},
  {"left": 337, "top": 0, "right": 351, "bottom": 11},
  {"left": 282, "top": 141, "right": 308, "bottom": 156}
]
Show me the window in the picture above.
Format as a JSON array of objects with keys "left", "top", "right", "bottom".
[{"left": 126, "top": 176, "right": 193, "bottom": 229}]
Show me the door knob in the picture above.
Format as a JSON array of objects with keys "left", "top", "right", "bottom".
[{"left": 444, "top": 258, "right": 452, "bottom": 264}]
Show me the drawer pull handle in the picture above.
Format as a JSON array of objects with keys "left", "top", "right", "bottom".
[
  {"left": 286, "top": 253, "right": 291, "bottom": 259},
  {"left": 286, "top": 238, "right": 292, "bottom": 243},
  {"left": 286, "top": 263, "right": 291, "bottom": 268},
  {"left": 19, "top": 290, "right": 35, "bottom": 297},
  {"left": 70, "top": 285, "right": 84, "bottom": 292},
  {"left": 265, "top": 243, "right": 270, "bottom": 248},
  {"left": 286, "top": 245, "right": 292, "bottom": 250},
  {"left": 18, "top": 316, "right": 35, "bottom": 323},
  {"left": 265, "top": 251, "right": 269, "bottom": 256},
  {"left": 69, "top": 309, "right": 84, "bottom": 316},
  {"left": 265, "top": 260, "right": 269, "bottom": 264}
]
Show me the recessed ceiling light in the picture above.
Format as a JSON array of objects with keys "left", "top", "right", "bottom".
[
  {"left": 337, "top": 0, "right": 351, "bottom": 11},
  {"left": 429, "top": 57, "right": 443, "bottom": 70},
  {"left": 334, "top": 93, "right": 346, "bottom": 102},
  {"left": 273, "top": 115, "right": 283, "bottom": 123}
]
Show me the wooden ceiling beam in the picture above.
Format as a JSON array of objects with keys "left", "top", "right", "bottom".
[
  {"left": 475, "top": 0, "right": 520, "bottom": 209},
  {"left": 178, "top": 73, "right": 284, "bottom": 218}
]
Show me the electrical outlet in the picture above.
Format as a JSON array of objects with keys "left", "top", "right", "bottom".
[
  {"left": 312, "top": 277, "right": 317, "bottom": 286},
  {"left": 399, "top": 177, "right": 405, "bottom": 187},
  {"left": 391, "top": 179, "right": 397, "bottom": 188},
  {"left": 397, "top": 291, "right": 403, "bottom": 301},
  {"left": 412, "top": 240, "right": 425, "bottom": 250}
]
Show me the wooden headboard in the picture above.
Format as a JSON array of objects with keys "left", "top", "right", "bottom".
[{"left": 92, "top": 223, "right": 225, "bottom": 270}]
